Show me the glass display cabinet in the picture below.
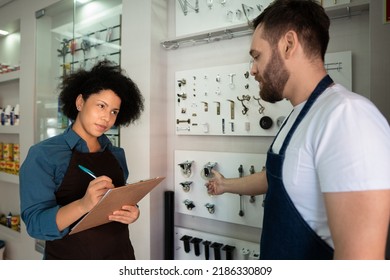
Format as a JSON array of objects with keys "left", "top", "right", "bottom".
[{"left": 35, "top": 0, "right": 122, "bottom": 145}]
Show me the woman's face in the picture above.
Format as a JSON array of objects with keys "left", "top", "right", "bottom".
[{"left": 73, "top": 89, "right": 121, "bottom": 141}]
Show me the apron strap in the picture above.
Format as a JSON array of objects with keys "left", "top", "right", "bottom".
[{"left": 279, "top": 75, "right": 333, "bottom": 155}]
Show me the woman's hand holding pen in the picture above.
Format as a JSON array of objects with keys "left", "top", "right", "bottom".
[
  {"left": 56, "top": 175, "right": 115, "bottom": 231},
  {"left": 80, "top": 176, "right": 115, "bottom": 213},
  {"left": 80, "top": 175, "right": 140, "bottom": 225},
  {"left": 75, "top": 165, "right": 140, "bottom": 225}
]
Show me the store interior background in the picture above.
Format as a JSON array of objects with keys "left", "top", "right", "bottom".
[{"left": 0, "top": 0, "right": 389, "bottom": 260}]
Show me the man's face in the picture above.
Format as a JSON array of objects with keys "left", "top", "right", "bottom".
[{"left": 249, "top": 26, "right": 290, "bottom": 103}]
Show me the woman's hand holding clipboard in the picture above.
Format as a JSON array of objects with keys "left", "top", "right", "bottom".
[{"left": 70, "top": 177, "right": 165, "bottom": 234}]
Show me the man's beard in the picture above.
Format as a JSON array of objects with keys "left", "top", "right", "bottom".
[{"left": 258, "top": 49, "right": 289, "bottom": 103}]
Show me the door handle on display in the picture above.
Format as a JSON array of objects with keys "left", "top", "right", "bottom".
[{"left": 180, "top": 235, "right": 192, "bottom": 253}]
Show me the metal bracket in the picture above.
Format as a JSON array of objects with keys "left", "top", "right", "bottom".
[
  {"left": 228, "top": 73, "right": 236, "bottom": 88},
  {"left": 201, "top": 101, "right": 208, "bottom": 112},
  {"left": 237, "top": 95, "right": 251, "bottom": 115},
  {"left": 253, "top": 96, "right": 265, "bottom": 114},
  {"left": 226, "top": 99, "right": 235, "bottom": 119},
  {"left": 214, "top": 101, "right": 221, "bottom": 115},
  {"left": 177, "top": 92, "right": 187, "bottom": 100}
]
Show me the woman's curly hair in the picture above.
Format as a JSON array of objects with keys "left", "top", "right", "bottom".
[{"left": 59, "top": 60, "right": 144, "bottom": 127}]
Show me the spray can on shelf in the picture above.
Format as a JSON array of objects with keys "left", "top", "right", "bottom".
[
  {"left": 13, "top": 104, "right": 19, "bottom": 126},
  {"left": 6, "top": 212, "right": 12, "bottom": 228},
  {"left": 4, "top": 105, "right": 12, "bottom": 126},
  {"left": 0, "top": 108, "right": 4, "bottom": 125}
]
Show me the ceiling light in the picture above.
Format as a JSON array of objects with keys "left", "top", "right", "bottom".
[
  {"left": 76, "top": 0, "right": 92, "bottom": 4},
  {"left": 0, "top": 30, "right": 9, "bottom": 36}
]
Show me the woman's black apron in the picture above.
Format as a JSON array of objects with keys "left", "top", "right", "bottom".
[
  {"left": 45, "top": 149, "right": 135, "bottom": 260},
  {"left": 261, "top": 75, "right": 335, "bottom": 260}
]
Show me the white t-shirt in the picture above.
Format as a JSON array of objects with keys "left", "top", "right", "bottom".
[{"left": 271, "top": 84, "right": 390, "bottom": 247}]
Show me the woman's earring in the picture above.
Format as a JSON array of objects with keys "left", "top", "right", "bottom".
[{"left": 77, "top": 106, "right": 81, "bottom": 111}]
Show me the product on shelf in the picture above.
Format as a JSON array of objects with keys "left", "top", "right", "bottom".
[
  {"left": 0, "top": 104, "right": 19, "bottom": 126},
  {"left": 0, "top": 142, "right": 19, "bottom": 175},
  {"left": 3, "top": 143, "right": 13, "bottom": 161},
  {"left": 0, "top": 212, "right": 20, "bottom": 232},
  {"left": 0, "top": 63, "right": 20, "bottom": 74}
]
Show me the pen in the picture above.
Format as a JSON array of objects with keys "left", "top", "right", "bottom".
[{"left": 78, "top": 165, "right": 97, "bottom": 179}]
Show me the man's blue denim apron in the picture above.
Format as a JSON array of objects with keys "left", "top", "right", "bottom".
[{"left": 261, "top": 75, "right": 335, "bottom": 260}]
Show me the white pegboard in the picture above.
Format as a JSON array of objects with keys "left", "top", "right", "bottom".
[
  {"left": 175, "top": 0, "right": 273, "bottom": 36},
  {"left": 175, "top": 227, "right": 260, "bottom": 260},
  {"left": 175, "top": 150, "right": 265, "bottom": 228},
  {"left": 175, "top": 62, "right": 292, "bottom": 136},
  {"left": 175, "top": 52, "right": 352, "bottom": 136}
]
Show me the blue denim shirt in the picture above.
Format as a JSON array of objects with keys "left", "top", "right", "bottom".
[{"left": 19, "top": 126, "right": 128, "bottom": 240}]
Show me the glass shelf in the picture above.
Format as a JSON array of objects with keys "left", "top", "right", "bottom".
[
  {"left": 0, "top": 126, "right": 20, "bottom": 134},
  {"left": 0, "top": 70, "right": 20, "bottom": 83}
]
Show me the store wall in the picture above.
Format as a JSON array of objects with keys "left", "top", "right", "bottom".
[
  {"left": 121, "top": 0, "right": 168, "bottom": 260},
  {"left": 327, "top": 9, "right": 370, "bottom": 97}
]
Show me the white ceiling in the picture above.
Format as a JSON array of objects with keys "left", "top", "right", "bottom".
[
  {"left": 0, "top": 0, "right": 19, "bottom": 34},
  {"left": 0, "top": 0, "right": 16, "bottom": 9}
]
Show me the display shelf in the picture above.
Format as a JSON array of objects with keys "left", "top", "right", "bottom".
[
  {"left": 0, "top": 125, "right": 20, "bottom": 134},
  {"left": 161, "top": 0, "right": 370, "bottom": 50},
  {"left": 0, "top": 70, "right": 20, "bottom": 83},
  {"left": 0, "top": 223, "right": 20, "bottom": 237},
  {"left": 0, "top": 172, "right": 18, "bottom": 184},
  {"left": 325, "top": 0, "right": 369, "bottom": 20},
  {"left": 161, "top": 23, "right": 252, "bottom": 50},
  {"left": 0, "top": 70, "right": 20, "bottom": 185}
]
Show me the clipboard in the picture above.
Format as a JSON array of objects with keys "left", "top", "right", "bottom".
[{"left": 70, "top": 176, "right": 165, "bottom": 235}]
